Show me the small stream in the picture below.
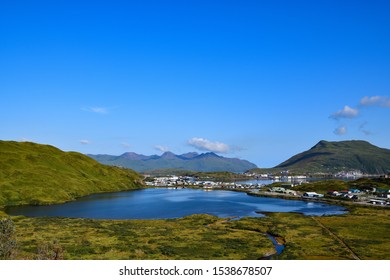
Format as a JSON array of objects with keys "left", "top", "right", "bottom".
[{"left": 263, "top": 233, "right": 286, "bottom": 259}]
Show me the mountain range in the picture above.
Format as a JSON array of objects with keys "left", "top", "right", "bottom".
[
  {"left": 251, "top": 140, "right": 390, "bottom": 175},
  {"left": 88, "top": 151, "right": 258, "bottom": 173},
  {"left": 2, "top": 139, "right": 388, "bottom": 208}
]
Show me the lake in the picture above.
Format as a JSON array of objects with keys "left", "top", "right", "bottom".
[{"left": 6, "top": 188, "right": 347, "bottom": 219}]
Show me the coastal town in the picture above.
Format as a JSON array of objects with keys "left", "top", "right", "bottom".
[{"left": 145, "top": 174, "right": 390, "bottom": 206}]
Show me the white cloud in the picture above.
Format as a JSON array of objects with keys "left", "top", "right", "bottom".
[
  {"left": 329, "top": 96, "right": 388, "bottom": 135},
  {"left": 121, "top": 142, "right": 131, "bottom": 149},
  {"left": 80, "top": 140, "right": 91, "bottom": 145},
  {"left": 361, "top": 130, "right": 372, "bottom": 136},
  {"left": 359, "top": 121, "right": 368, "bottom": 129},
  {"left": 154, "top": 145, "right": 170, "bottom": 152},
  {"left": 188, "top": 137, "right": 231, "bottom": 153},
  {"left": 334, "top": 126, "right": 347, "bottom": 136},
  {"left": 360, "top": 95, "right": 390, "bottom": 107},
  {"left": 330, "top": 105, "right": 359, "bottom": 120},
  {"left": 83, "top": 107, "right": 108, "bottom": 114},
  {"left": 359, "top": 122, "right": 372, "bottom": 136},
  {"left": 360, "top": 96, "right": 382, "bottom": 106}
]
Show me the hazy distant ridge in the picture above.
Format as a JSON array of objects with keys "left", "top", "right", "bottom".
[{"left": 88, "top": 151, "right": 257, "bottom": 173}]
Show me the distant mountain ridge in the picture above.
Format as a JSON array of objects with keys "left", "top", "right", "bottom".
[
  {"left": 88, "top": 151, "right": 257, "bottom": 173},
  {"left": 251, "top": 140, "right": 390, "bottom": 175}
]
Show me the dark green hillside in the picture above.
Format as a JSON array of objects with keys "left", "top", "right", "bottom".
[
  {"left": 273, "top": 140, "right": 390, "bottom": 174},
  {"left": 0, "top": 141, "right": 143, "bottom": 207}
]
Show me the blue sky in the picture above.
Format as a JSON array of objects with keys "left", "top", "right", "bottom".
[{"left": 1, "top": 0, "right": 390, "bottom": 167}]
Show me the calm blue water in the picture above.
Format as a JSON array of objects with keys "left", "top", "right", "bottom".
[{"left": 6, "top": 188, "right": 347, "bottom": 219}]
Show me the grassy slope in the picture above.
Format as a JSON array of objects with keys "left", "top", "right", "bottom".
[{"left": 0, "top": 141, "right": 143, "bottom": 207}]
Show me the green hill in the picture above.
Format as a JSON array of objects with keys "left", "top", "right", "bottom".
[
  {"left": 275, "top": 140, "right": 390, "bottom": 174},
  {"left": 0, "top": 141, "right": 144, "bottom": 207}
]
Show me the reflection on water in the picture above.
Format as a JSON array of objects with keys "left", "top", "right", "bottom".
[{"left": 6, "top": 188, "right": 347, "bottom": 220}]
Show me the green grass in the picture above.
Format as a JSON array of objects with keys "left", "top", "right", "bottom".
[
  {"left": 317, "top": 207, "right": 390, "bottom": 259},
  {"left": 2, "top": 205, "right": 388, "bottom": 260},
  {"left": 10, "top": 214, "right": 274, "bottom": 260},
  {"left": 260, "top": 213, "right": 353, "bottom": 260},
  {"left": 0, "top": 141, "right": 144, "bottom": 207}
]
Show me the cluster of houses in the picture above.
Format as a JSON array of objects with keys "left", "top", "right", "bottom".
[
  {"left": 267, "top": 186, "right": 298, "bottom": 196},
  {"left": 326, "top": 189, "right": 361, "bottom": 200},
  {"left": 200, "top": 181, "right": 263, "bottom": 190},
  {"left": 244, "top": 172, "right": 308, "bottom": 182},
  {"left": 145, "top": 176, "right": 264, "bottom": 190},
  {"left": 334, "top": 170, "right": 363, "bottom": 178},
  {"left": 145, "top": 175, "right": 390, "bottom": 206},
  {"left": 302, "top": 192, "right": 324, "bottom": 198},
  {"left": 366, "top": 188, "right": 390, "bottom": 205},
  {"left": 264, "top": 185, "right": 323, "bottom": 198},
  {"left": 145, "top": 176, "right": 187, "bottom": 187},
  {"left": 248, "top": 184, "right": 389, "bottom": 206},
  {"left": 322, "top": 188, "right": 389, "bottom": 205}
]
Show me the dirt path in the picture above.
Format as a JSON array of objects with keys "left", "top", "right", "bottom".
[
  {"left": 311, "top": 217, "right": 360, "bottom": 260},
  {"left": 206, "top": 216, "right": 238, "bottom": 227}
]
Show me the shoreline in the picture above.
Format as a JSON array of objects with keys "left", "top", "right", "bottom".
[
  {"left": 0, "top": 186, "right": 146, "bottom": 213},
  {"left": 246, "top": 190, "right": 389, "bottom": 209},
  {"left": 2, "top": 184, "right": 388, "bottom": 218}
]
